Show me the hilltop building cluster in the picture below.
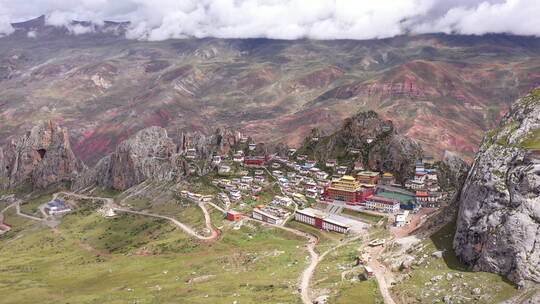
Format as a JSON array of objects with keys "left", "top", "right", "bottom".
[
  {"left": 404, "top": 158, "right": 444, "bottom": 207},
  {"left": 177, "top": 132, "right": 445, "bottom": 235}
]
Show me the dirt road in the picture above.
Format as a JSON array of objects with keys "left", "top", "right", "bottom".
[
  {"left": 367, "top": 244, "right": 397, "bottom": 304},
  {"left": 13, "top": 200, "right": 44, "bottom": 222},
  {"left": 55, "top": 192, "right": 220, "bottom": 241},
  {"left": 0, "top": 202, "right": 16, "bottom": 234},
  {"left": 204, "top": 201, "right": 318, "bottom": 303},
  {"left": 114, "top": 205, "right": 218, "bottom": 241}
]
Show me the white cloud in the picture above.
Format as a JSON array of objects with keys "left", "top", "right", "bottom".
[
  {"left": 0, "top": 15, "right": 14, "bottom": 36},
  {"left": 0, "top": 0, "right": 539, "bottom": 40}
]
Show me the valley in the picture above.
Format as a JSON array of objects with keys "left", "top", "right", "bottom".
[
  {"left": 0, "top": 17, "right": 539, "bottom": 304},
  {"left": 1, "top": 101, "right": 535, "bottom": 303},
  {"left": 3, "top": 19, "right": 540, "bottom": 164}
]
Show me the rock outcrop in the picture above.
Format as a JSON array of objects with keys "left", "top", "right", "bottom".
[
  {"left": 74, "top": 126, "right": 244, "bottom": 191},
  {"left": 454, "top": 89, "right": 540, "bottom": 287},
  {"left": 2, "top": 121, "right": 85, "bottom": 189},
  {"left": 436, "top": 150, "right": 470, "bottom": 190},
  {"left": 178, "top": 128, "right": 239, "bottom": 160},
  {"left": 0, "top": 147, "right": 7, "bottom": 189},
  {"left": 300, "top": 111, "right": 423, "bottom": 182},
  {"left": 75, "top": 127, "right": 183, "bottom": 190}
]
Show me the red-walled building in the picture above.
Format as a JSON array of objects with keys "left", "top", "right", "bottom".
[
  {"left": 295, "top": 208, "right": 350, "bottom": 234},
  {"left": 226, "top": 211, "right": 243, "bottom": 221},
  {"left": 323, "top": 176, "right": 375, "bottom": 205},
  {"left": 244, "top": 156, "right": 267, "bottom": 167}
]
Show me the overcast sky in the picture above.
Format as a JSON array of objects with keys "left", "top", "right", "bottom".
[{"left": 1, "top": 0, "right": 539, "bottom": 40}]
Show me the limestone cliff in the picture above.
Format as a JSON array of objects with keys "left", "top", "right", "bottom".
[
  {"left": 454, "top": 89, "right": 540, "bottom": 287},
  {"left": 3, "top": 121, "right": 85, "bottom": 188},
  {"left": 300, "top": 111, "right": 423, "bottom": 182}
]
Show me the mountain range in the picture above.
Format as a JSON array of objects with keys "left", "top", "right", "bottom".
[{"left": 2, "top": 16, "right": 540, "bottom": 165}]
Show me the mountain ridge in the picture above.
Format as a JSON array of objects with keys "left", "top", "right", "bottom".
[{"left": 2, "top": 25, "right": 540, "bottom": 165}]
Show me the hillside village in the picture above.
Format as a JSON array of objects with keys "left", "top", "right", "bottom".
[
  {"left": 1, "top": 105, "right": 533, "bottom": 304},
  {"left": 1, "top": 9, "right": 540, "bottom": 303},
  {"left": 178, "top": 131, "right": 447, "bottom": 234}
]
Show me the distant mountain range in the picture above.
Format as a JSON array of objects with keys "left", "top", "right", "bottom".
[{"left": 2, "top": 16, "right": 540, "bottom": 165}]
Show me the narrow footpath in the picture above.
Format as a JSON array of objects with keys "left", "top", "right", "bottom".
[
  {"left": 0, "top": 202, "right": 16, "bottom": 234},
  {"left": 55, "top": 192, "right": 219, "bottom": 241}
]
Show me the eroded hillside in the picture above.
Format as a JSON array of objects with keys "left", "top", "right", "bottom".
[{"left": 2, "top": 18, "right": 540, "bottom": 164}]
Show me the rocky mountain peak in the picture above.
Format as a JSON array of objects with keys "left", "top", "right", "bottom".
[
  {"left": 2, "top": 120, "right": 85, "bottom": 189},
  {"left": 299, "top": 111, "right": 422, "bottom": 182},
  {"left": 338, "top": 110, "right": 395, "bottom": 146},
  {"left": 74, "top": 126, "right": 182, "bottom": 191},
  {"left": 454, "top": 88, "right": 540, "bottom": 287}
]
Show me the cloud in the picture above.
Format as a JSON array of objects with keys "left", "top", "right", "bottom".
[
  {"left": 0, "top": 0, "right": 539, "bottom": 40},
  {"left": 0, "top": 15, "right": 14, "bottom": 36}
]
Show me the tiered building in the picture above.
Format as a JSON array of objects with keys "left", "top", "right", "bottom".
[
  {"left": 323, "top": 176, "right": 375, "bottom": 205},
  {"left": 356, "top": 171, "right": 380, "bottom": 184}
]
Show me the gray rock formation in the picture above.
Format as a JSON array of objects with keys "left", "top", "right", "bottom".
[
  {"left": 437, "top": 150, "right": 470, "bottom": 189},
  {"left": 454, "top": 89, "right": 540, "bottom": 287},
  {"left": 300, "top": 111, "right": 423, "bottom": 182},
  {"left": 179, "top": 128, "right": 239, "bottom": 157},
  {"left": 75, "top": 127, "right": 184, "bottom": 190},
  {"left": 0, "top": 147, "right": 6, "bottom": 189},
  {"left": 2, "top": 121, "right": 85, "bottom": 188},
  {"left": 74, "top": 126, "right": 245, "bottom": 191}
]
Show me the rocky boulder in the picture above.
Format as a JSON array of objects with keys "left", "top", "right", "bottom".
[
  {"left": 3, "top": 121, "right": 85, "bottom": 188},
  {"left": 454, "top": 88, "right": 540, "bottom": 287}
]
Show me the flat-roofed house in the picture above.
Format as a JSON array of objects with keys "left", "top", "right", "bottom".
[
  {"left": 365, "top": 195, "right": 400, "bottom": 213},
  {"left": 295, "top": 208, "right": 350, "bottom": 234}
]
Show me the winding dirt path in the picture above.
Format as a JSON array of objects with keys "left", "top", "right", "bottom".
[
  {"left": 14, "top": 200, "right": 44, "bottom": 222},
  {"left": 56, "top": 192, "right": 219, "bottom": 241},
  {"left": 204, "top": 201, "right": 319, "bottom": 304},
  {"left": 0, "top": 202, "right": 16, "bottom": 234},
  {"left": 368, "top": 244, "right": 397, "bottom": 304},
  {"left": 114, "top": 205, "right": 219, "bottom": 241}
]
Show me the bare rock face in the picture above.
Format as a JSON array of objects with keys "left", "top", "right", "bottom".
[
  {"left": 75, "top": 126, "right": 245, "bottom": 191},
  {"left": 0, "top": 147, "right": 7, "bottom": 189},
  {"left": 179, "top": 128, "right": 239, "bottom": 159},
  {"left": 368, "top": 133, "right": 423, "bottom": 182},
  {"left": 302, "top": 111, "right": 422, "bottom": 182},
  {"left": 75, "top": 127, "right": 183, "bottom": 190},
  {"left": 454, "top": 89, "right": 540, "bottom": 287},
  {"left": 437, "top": 150, "right": 470, "bottom": 189},
  {"left": 3, "top": 121, "right": 85, "bottom": 188}
]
